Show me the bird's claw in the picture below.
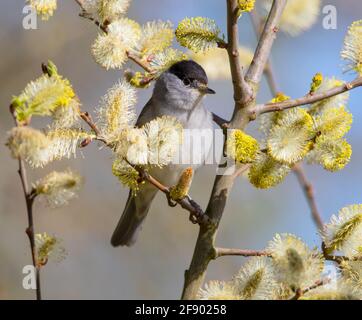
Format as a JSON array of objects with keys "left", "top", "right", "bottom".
[
  {"left": 166, "top": 194, "right": 178, "bottom": 207},
  {"left": 187, "top": 196, "right": 207, "bottom": 225}
]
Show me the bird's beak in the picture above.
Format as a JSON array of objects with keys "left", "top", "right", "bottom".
[
  {"left": 197, "top": 83, "right": 216, "bottom": 95},
  {"left": 204, "top": 87, "right": 216, "bottom": 94}
]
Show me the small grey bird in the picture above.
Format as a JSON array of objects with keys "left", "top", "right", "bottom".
[{"left": 111, "top": 60, "right": 215, "bottom": 247}]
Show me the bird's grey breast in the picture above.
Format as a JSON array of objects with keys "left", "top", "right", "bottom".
[{"left": 136, "top": 97, "right": 213, "bottom": 186}]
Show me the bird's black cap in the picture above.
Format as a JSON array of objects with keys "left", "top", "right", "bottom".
[{"left": 169, "top": 60, "right": 209, "bottom": 85}]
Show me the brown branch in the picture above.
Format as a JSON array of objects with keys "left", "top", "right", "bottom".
[
  {"left": 10, "top": 108, "right": 41, "bottom": 300},
  {"left": 19, "top": 161, "right": 41, "bottom": 300},
  {"left": 293, "top": 163, "right": 324, "bottom": 231},
  {"left": 75, "top": 0, "right": 108, "bottom": 32},
  {"left": 254, "top": 76, "right": 362, "bottom": 115},
  {"left": 321, "top": 242, "right": 353, "bottom": 264},
  {"left": 140, "top": 171, "right": 210, "bottom": 225},
  {"left": 250, "top": 10, "right": 279, "bottom": 97},
  {"left": 217, "top": 41, "right": 229, "bottom": 49},
  {"left": 230, "top": 163, "right": 251, "bottom": 180},
  {"left": 74, "top": 1, "right": 160, "bottom": 81},
  {"left": 212, "top": 113, "right": 229, "bottom": 128},
  {"left": 264, "top": 63, "right": 279, "bottom": 96},
  {"left": 290, "top": 278, "right": 331, "bottom": 300},
  {"left": 126, "top": 51, "right": 154, "bottom": 73},
  {"left": 226, "top": 0, "right": 253, "bottom": 107},
  {"left": 245, "top": 0, "right": 287, "bottom": 84},
  {"left": 181, "top": 0, "right": 286, "bottom": 300},
  {"left": 215, "top": 248, "right": 270, "bottom": 258},
  {"left": 80, "top": 111, "right": 101, "bottom": 136}
]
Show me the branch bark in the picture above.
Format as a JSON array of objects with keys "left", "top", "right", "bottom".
[
  {"left": 18, "top": 160, "right": 41, "bottom": 300},
  {"left": 254, "top": 76, "right": 362, "bottom": 115},
  {"left": 10, "top": 109, "right": 41, "bottom": 300},
  {"left": 215, "top": 248, "right": 270, "bottom": 258},
  {"left": 245, "top": 0, "right": 287, "bottom": 84},
  {"left": 126, "top": 51, "right": 154, "bottom": 73},
  {"left": 293, "top": 164, "right": 324, "bottom": 232},
  {"left": 226, "top": 0, "right": 253, "bottom": 106},
  {"left": 290, "top": 278, "right": 331, "bottom": 300},
  {"left": 212, "top": 113, "right": 229, "bottom": 128},
  {"left": 75, "top": 0, "right": 108, "bottom": 32}
]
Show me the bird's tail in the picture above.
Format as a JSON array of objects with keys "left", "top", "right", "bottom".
[{"left": 111, "top": 188, "right": 157, "bottom": 247}]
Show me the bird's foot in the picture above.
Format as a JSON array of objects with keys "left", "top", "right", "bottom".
[
  {"left": 166, "top": 193, "right": 178, "bottom": 207},
  {"left": 186, "top": 196, "right": 209, "bottom": 225}
]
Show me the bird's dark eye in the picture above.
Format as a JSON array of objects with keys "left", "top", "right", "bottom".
[
  {"left": 182, "top": 78, "right": 194, "bottom": 87},
  {"left": 183, "top": 78, "right": 192, "bottom": 86}
]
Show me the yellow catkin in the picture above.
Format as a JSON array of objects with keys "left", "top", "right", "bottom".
[
  {"left": 238, "top": 0, "right": 255, "bottom": 13},
  {"left": 226, "top": 130, "right": 259, "bottom": 163},
  {"left": 175, "top": 17, "right": 221, "bottom": 52},
  {"left": 310, "top": 73, "right": 323, "bottom": 93},
  {"left": 169, "top": 167, "right": 194, "bottom": 201}
]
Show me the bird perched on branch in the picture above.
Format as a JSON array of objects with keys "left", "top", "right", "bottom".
[{"left": 111, "top": 60, "right": 216, "bottom": 247}]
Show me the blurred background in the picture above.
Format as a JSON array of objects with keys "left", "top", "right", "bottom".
[{"left": 0, "top": 0, "right": 361, "bottom": 299}]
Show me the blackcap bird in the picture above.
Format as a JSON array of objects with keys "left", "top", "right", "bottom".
[{"left": 111, "top": 60, "right": 215, "bottom": 247}]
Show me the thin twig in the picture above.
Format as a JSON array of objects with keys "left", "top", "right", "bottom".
[
  {"left": 126, "top": 51, "right": 154, "bottom": 73},
  {"left": 290, "top": 278, "right": 331, "bottom": 300},
  {"left": 10, "top": 108, "right": 41, "bottom": 300},
  {"left": 215, "top": 248, "right": 270, "bottom": 258},
  {"left": 230, "top": 164, "right": 251, "bottom": 180},
  {"left": 264, "top": 63, "right": 279, "bottom": 96},
  {"left": 254, "top": 76, "right": 362, "bottom": 114},
  {"left": 322, "top": 242, "right": 352, "bottom": 264},
  {"left": 140, "top": 171, "right": 211, "bottom": 225},
  {"left": 75, "top": 0, "right": 108, "bottom": 32},
  {"left": 293, "top": 163, "right": 324, "bottom": 231},
  {"left": 226, "top": 0, "right": 253, "bottom": 106},
  {"left": 246, "top": 0, "right": 287, "bottom": 84},
  {"left": 249, "top": 10, "right": 279, "bottom": 96},
  {"left": 212, "top": 113, "right": 229, "bottom": 128},
  {"left": 80, "top": 111, "right": 101, "bottom": 136},
  {"left": 217, "top": 41, "right": 229, "bottom": 49}
]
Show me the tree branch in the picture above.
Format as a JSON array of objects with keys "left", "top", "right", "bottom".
[
  {"left": 254, "top": 76, "right": 362, "bottom": 115},
  {"left": 181, "top": 0, "right": 287, "bottom": 299},
  {"left": 74, "top": 0, "right": 108, "bottom": 32},
  {"left": 212, "top": 113, "right": 229, "bottom": 128},
  {"left": 215, "top": 248, "right": 270, "bottom": 258},
  {"left": 139, "top": 170, "right": 211, "bottom": 225},
  {"left": 80, "top": 111, "right": 101, "bottom": 136},
  {"left": 245, "top": 0, "right": 287, "bottom": 84},
  {"left": 293, "top": 163, "right": 324, "bottom": 231},
  {"left": 126, "top": 51, "right": 154, "bottom": 73},
  {"left": 226, "top": 0, "right": 253, "bottom": 106},
  {"left": 10, "top": 108, "right": 41, "bottom": 300},
  {"left": 290, "top": 278, "right": 331, "bottom": 300}
]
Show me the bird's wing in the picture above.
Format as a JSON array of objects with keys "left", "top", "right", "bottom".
[{"left": 135, "top": 98, "right": 156, "bottom": 127}]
